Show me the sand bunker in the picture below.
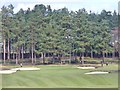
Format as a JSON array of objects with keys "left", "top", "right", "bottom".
[
  {"left": 85, "top": 71, "right": 109, "bottom": 75},
  {"left": 0, "top": 70, "right": 17, "bottom": 74},
  {"left": 0, "top": 67, "right": 40, "bottom": 74},
  {"left": 11, "top": 67, "right": 40, "bottom": 71},
  {"left": 77, "top": 67, "right": 95, "bottom": 69}
]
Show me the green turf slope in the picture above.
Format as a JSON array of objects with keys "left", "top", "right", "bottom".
[{"left": 2, "top": 64, "right": 118, "bottom": 88}]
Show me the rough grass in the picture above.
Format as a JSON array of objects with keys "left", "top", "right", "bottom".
[{"left": 1, "top": 64, "right": 118, "bottom": 88}]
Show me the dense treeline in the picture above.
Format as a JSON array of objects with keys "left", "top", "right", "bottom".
[{"left": 0, "top": 4, "right": 118, "bottom": 64}]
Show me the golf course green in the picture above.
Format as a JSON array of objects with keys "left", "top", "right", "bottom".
[{"left": 1, "top": 64, "right": 118, "bottom": 88}]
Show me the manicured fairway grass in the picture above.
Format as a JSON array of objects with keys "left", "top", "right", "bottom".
[
  {"left": 0, "top": 74, "right": 2, "bottom": 89},
  {"left": 2, "top": 64, "right": 118, "bottom": 88}
]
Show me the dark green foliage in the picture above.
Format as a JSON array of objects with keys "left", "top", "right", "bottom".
[{"left": 1, "top": 4, "right": 118, "bottom": 64}]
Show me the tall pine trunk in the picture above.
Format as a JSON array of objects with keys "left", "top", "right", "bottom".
[
  {"left": 18, "top": 47, "right": 20, "bottom": 61},
  {"left": 3, "top": 38, "right": 6, "bottom": 64},
  {"left": 13, "top": 48, "right": 15, "bottom": 60},
  {"left": 21, "top": 45, "right": 24, "bottom": 59},
  {"left": 16, "top": 48, "right": 18, "bottom": 65},
  {"left": 43, "top": 53, "right": 46, "bottom": 64},
  {"left": 102, "top": 51, "right": 105, "bottom": 63},
  {"left": 41, "top": 52, "right": 45, "bottom": 64},
  {"left": 31, "top": 44, "right": 34, "bottom": 64},
  {"left": 112, "top": 51, "right": 115, "bottom": 60},
  {"left": 91, "top": 50, "right": 93, "bottom": 58},
  {"left": 106, "top": 52, "right": 108, "bottom": 58},
  {"left": 7, "top": 38, "right": 10, "bottom": 61},
  {"left": 69, "top": 48, "right": 72, "bottom": 64},
  {"left": 34, "top": 53, "right": 36, "bottom": 64},
  {"left": 81, "top": 52, "right": 84, "bottom": 64},
  {"left": 118, "top": 50, "right": 120, "bottom": 60}
]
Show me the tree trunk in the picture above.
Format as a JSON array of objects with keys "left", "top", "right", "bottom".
[
  {"left": 69, "top": 48, "right": 72, "bottom": 64},
  {"left": 31, "top": 44, "right": 34, "bottom": 64},
  {"left": 3, "top": 38, "right": 6, "bottom": 64},
  {"left": 58, "top": 54, "right": 61, "bottom": 64},
  {"left": 52, "top": 53, "right": 55, "bottom": 64},
  {"left": 34, "top": 53, "right": 36, "bottom": 64},
  {"left": 73, "top": 50, "right": 75, "bottom": 60},
  {"left": 118, "top": 51, "right": 120, "bottom": 60},
  {"left": 42, "top": 52, "right": 45, "bottom": 64},
  {"left": 21, "top": 45, "right": 24, "bottom": 59},
  {"left": 72, "top": 44, "right": 75, "bottom": 60},
  {"left": 7, "top": 38, "right": 10, "bottom": 61},
  {"left": 13, "top": 49, "right": 15, "bottom": 60},
  {"left": 61, "top": 52, "right": 63, "bottom": 64},
  {"left": 102, "top": 51, "right": 105, "bottom": 63},
  {"left": 112, "top": 51, "right": 115, "bottom": 60},
  {"left": 16, "top": 52, "right": 17, "bottom": 64},
  {"left": 18, "top": 47, "right": 21, "bottom": 60},
  {"left": 81, "top": 52, "right": 84, "bottom": 64},
  {"left": 34, "top": 45, "right": 36, "bottom": 64},
  {"left": 86, "top": 52, "right": 88, "bottom": 57},
  {"left": 16, "top": 48, "right": 18, "bottom": 65},
  {"left": 106, "top": 52, "right": 108, "bottom": 58},
  {"left": 91, "top": 50, "right": 93, "bottom": 58},
  {"left": 41, "top": 52, "right": 45, "bottom": 64}
]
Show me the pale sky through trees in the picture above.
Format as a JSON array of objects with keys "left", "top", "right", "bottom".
[{"left": 0, "top": 0, "right": 119, "bottom": 13}]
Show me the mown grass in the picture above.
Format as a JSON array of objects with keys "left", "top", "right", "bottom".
[
  {"left": 0, "top": 74, "right": 2, "bottom": 89},
  {"left": 1, "top": 64, "right": 118, "bottom": 88}
]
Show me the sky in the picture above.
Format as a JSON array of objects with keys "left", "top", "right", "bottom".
[{"left": 0, "top": 0, "right": 119, "bottom": 13}]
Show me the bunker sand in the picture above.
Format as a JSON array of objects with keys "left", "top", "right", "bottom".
[
  {"left": 77, "top": 67, "right": 95, "bottom": 69},
  {"left": 0, "top": 67, "right": 40, "bottom": 74},
  {"left": 85, "top": 71, "right": 109, "bottom": 74}
]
